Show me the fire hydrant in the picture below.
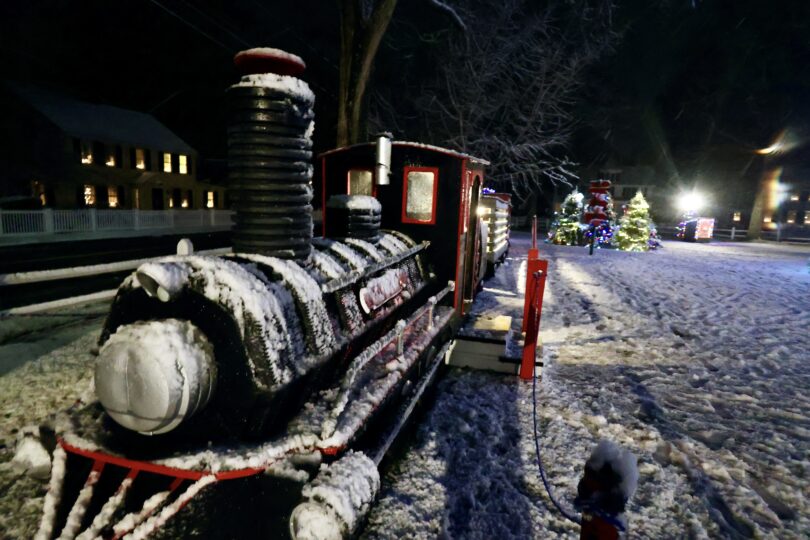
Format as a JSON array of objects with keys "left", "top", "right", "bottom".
[{"left": 574, "top": 441, "right": 638, "bottom": 540}]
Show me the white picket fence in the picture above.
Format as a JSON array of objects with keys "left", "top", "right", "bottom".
[
  {"left": 0, "top": 209, "right": 234, "bottom": 237},
  {"left": 658, "top": 225, "right": 747, "bottom": 240},
  {"left": 659, "top": 225, "right": 810, "bottom": 243}
]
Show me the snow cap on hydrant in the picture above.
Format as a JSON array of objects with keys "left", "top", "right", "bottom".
[{"left": 575, "top": 440, "right": 638, "bottom": 540}]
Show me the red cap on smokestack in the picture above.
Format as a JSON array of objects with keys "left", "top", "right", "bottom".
[{"left": 234, "top": 47, "right": 306, "bottom": 77}]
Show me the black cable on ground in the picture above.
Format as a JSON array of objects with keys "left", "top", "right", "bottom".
[{"left": 529, "top": 272, "right": 627, "bottom": 533}]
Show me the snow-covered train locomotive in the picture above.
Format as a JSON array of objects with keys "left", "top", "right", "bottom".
[{"left": 35, "top": 49, "right": 500, "bottom": 540}]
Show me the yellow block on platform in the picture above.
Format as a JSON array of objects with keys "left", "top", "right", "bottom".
[
  {"left": 470, "top": 315, "right": 512, "bottom": 333},
  {"left": 448, "top": 315, "right": 542, "bottom": 375}
]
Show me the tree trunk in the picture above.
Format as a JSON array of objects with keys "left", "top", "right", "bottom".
[
  {"left": 747, "top": 158, "right": 772, "bottom": 240},
  {"left": 337, "top": 0, "right": 398, "bottom": 147}
]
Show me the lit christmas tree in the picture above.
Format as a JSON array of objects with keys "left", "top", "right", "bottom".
[
  {"left": 616, "top": 191, "right": 655, "bottom": 251},
  {"left": 549, "top": 190, "right": 584, "bottom": 245}
]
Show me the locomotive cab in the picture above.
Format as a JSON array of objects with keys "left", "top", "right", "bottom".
[{"left": 319, "top": 141, "right": 490, "bottom": 315}]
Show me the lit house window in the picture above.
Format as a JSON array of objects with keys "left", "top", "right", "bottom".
[
  {"left": 348, "top": 169, "right": 373, "bottom": 196},
  {"left": 790, "top": 194, "right": 800, "bottom": 201},
  {"left": 107, "top": 186, "right": 119, "bottom": 208},
  {"left": 105, "top": 149, "right": 116, "bottom": 167},
  {"left": 732, "top": 211, "right": 741, "bottom": 222},
  {"left": 80, "top": 142, "right": 93, "bottom": 164},
  {"left": 786, "top": 211, "right": 797, "bottom": 224},
  {"left": 179, "top": 155, "right": 188, "bottom": 175},
  {"left": 32, "top": 181, "right": 47, "bottom": 206},
  {"left": 83, "top": 185, "right": 96, "bottom": 206},
  {"left": 135, "top": 148, "right": 146, "bottom": 170},
  {"left": 206, "top": 191, "right": 215, "bottom": 208},
  {"left": 402, "top": 167, "right": 438, "bottom": 224},
  {"left": 763, "top": 215, "right": 772, "bottom": 223},
  {"left": 163, "top": 153, "right": 172, "bottom": 173},
  {"left": 168, "top": 196, "right": 174, "bottom": 208}
]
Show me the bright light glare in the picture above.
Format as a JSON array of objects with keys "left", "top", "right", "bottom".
[
  {"left": 756, "top": 129, "right": 799, "bottom": 155},
  {"left": 757, "top": 144, "right": 780, "bottom": 155},
  {"left": 677, "top": 191, "right": 705, "bottom": 212}
]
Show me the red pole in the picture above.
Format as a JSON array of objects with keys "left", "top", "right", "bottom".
[
  {"left": 520, "top": 258, "right": 548, "bottom": 379},
  {"left": 522, "top": 257, "right": 548, "bottom": 332}
]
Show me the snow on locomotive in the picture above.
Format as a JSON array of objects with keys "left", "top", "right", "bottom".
[{"left": 34, "top": 48, "right": 502, "bottom": 540}]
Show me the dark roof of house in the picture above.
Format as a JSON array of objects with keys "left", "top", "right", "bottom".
[{"left": 5, "top": 82, "right": 195, "bottom": 155}]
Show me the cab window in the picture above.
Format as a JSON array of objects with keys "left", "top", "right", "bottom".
[
  {"left": 347, "top": 169, "right": 374, "bottom": 196},
  {"left": 402, "top": 167, "right": 438, "bottom": 224}
]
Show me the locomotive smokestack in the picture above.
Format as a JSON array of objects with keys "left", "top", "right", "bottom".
[{"left": 227, "top": 48, "right": 315, "bottom": 263}]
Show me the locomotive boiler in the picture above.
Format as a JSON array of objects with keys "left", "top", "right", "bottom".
[{"left": 35, "top": 48, "right": 499, "bottom": 540}]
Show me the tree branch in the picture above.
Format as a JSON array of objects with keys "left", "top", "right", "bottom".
[{"left": 426, "top": 0, "right": 467, "bottom": 31}]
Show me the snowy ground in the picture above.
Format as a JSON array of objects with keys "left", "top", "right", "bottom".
[
  {"left": 1, "top": 236, "right": 809, "bottom": 538},
  {"left": 0, "top": 301, "right": 104, "bottom": 538},
  {"left": 364, "top": 234, "right": 810, "bottom": 539}
]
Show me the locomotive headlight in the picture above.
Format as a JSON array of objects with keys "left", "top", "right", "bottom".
[{"left": 95, "top": 319, "right": 217, "bottom": 435}]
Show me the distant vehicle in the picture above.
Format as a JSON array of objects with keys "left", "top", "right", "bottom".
[
  {"left": 677, "top": 217, "right": 714, "bottom": 242},
  {"left": 478, "top": 191, "right": 512, "bottom": 277}
]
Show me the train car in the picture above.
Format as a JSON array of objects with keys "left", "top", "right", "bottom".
[
  {"left": 477, "top": 192, "right": 512, "bottom": 276},
  {"left": 32, "top": 49, "right": 500, "bottom": 540}
]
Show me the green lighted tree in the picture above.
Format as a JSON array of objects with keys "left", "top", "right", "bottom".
[
  {"left": 550, "top": 190, "right": 584, "bottom": 245},
  {"left": 616, "top": 191, "right": 653, "bottom": 252}
]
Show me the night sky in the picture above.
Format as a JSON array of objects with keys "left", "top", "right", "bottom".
[
  {"left": 2, "top": 0, "right": 809, "bottom": 196},
  {"left": 575, "top": 0, "right": 810, "bottom": 193},
  {"left": 0, "top": 0, "right": 341, "bottom": 159}
]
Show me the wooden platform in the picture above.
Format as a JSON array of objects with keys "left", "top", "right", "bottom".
[{"left": 447, "top": 314, "right": 542, "bottom": 375}]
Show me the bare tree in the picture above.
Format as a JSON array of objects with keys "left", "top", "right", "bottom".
[
  {"left": 337, "top": 0, "right": 399, "bottom": 147},
  {"left": 371, "top": 0, "right": 616, "bottom": 199},
  {"left": 337, "top": 0, "right": 471, "bottom": 147}
]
